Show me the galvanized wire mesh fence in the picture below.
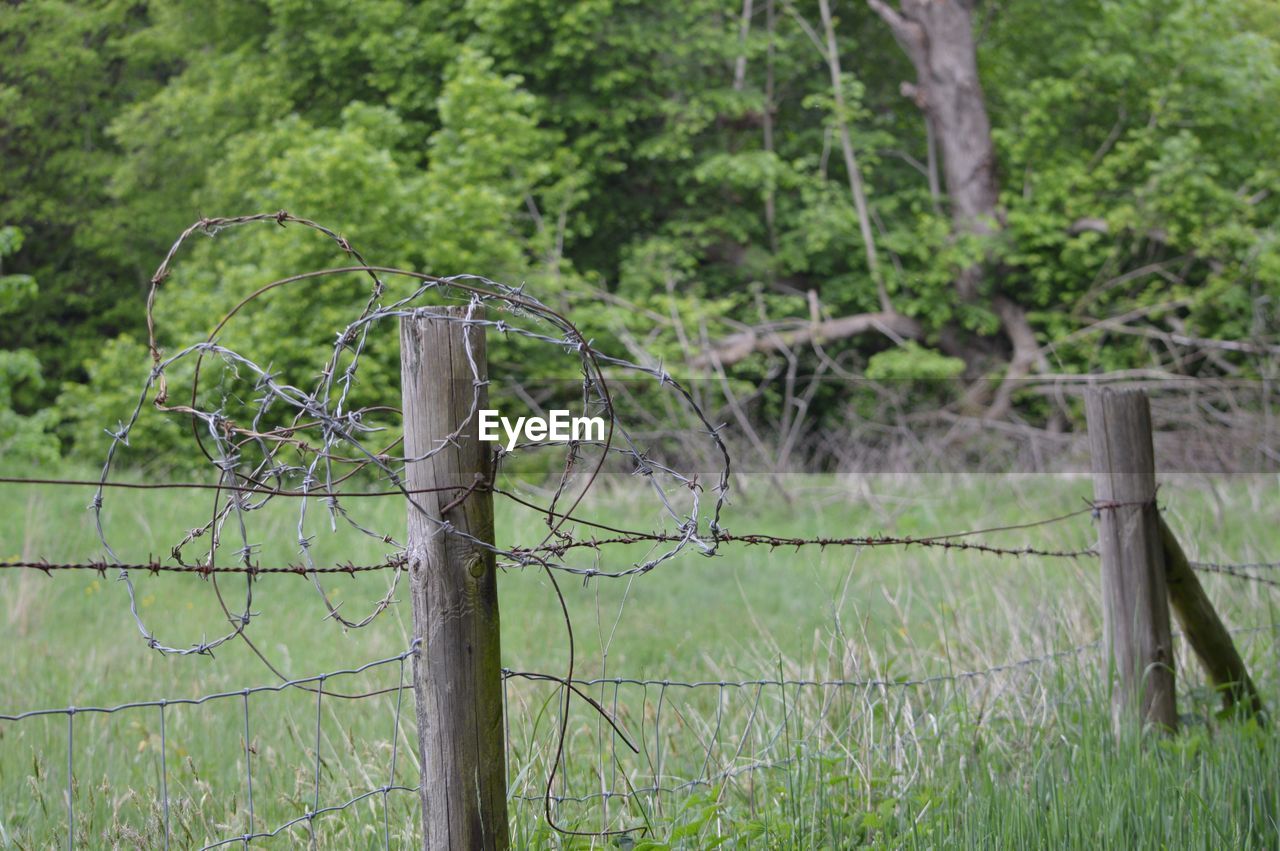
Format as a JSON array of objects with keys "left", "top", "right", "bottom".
[{"left": 5, "top": 621, "right": 1276, "bottom": 847}]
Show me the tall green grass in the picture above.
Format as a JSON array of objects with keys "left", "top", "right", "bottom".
[{"left": 1, "top": 470, "right": 1277, "bottom": 847}]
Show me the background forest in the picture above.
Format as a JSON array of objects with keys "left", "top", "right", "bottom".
[{"left": 2, "top": 0, "right": 1279, "bottom": 468}]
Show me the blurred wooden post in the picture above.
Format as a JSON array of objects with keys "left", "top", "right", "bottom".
[
  {"left": 400, "top": 306, "right": 509, "bottom": 850},
  {"left": 1085, "top": 387, "right": 1177, "bottom": 733},
  {"left": 1160, "top": 516, "right": 1266, "bottom": 722}
]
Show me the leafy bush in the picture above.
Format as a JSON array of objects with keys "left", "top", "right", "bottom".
[{"left": 0, "top": 227, "right": 58, "bottom": 464}]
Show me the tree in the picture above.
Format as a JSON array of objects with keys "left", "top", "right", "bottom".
[
  {"left": 0, "top": 227, "right": 58, "bottom": 462},
  {"left": 701, "top": 0, "right": 1279, "bottom": 420},
  {"left": 1, "top": 0, "right": 1276, "bottom": 465},
  {"left": 0, "top": 0, "right": 165, "bottom": 392}
]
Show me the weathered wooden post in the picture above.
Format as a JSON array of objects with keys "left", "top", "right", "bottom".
[
  {"left": 1085, "top": 387, "right": 1177, "bottom": 733},
  {"left": 1159, "top": 516, "right": 1266, "bottom": 721},
  {"left": 400, "top": 306, "right": 509, "bottom": 849}
]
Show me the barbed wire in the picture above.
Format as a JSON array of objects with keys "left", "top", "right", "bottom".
[
  {"left": 0, "top": 557, "right": 406, "bottom": 577},
  {"left": 4, "top": 490, "right": 1127, "bottom": 582},
  {"left": 12, "top": 544, "right": 1280, "bottom": 585},
  {"left": 1190, "top": 563, "right": 1280, "bottom": 588},
  {"left": 3, "top": 211, "right": 1277, "bottom": 844},
  {"left": 68, "top": 210, "right": 742, "bottom": 840},
  {"left": 1189, "top": 559, "right": 1280, "bottom": 572},
  {"left": 83, "top": 213, "right": 741, "bottom": 666}
]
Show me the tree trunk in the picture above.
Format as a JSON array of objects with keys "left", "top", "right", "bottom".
[
  {"left": 868, "top": 0, "right": 999, "bottom": 265},
  {"left": 695, "top": 0, "right": 1037, "bottom": 394},
  {"left": 869, "top": 0, "right": 1040, "bottom": 402}
]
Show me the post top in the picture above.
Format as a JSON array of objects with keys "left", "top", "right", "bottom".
[{"left": 406, "top": 304, "right": 481, "bottom": 318}]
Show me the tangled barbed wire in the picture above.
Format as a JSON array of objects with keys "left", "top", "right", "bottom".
[
  {"left": 88, "top": 212, "right": 743, "bottom": 660},
  {"left": 60, "top": 211, "right": 744, "bottom": 841}
]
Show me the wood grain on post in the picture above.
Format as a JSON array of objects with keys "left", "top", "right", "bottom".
[
  {"left": 1085, "top": 387, "right": 1177, "bottom": 733},
  {"left": 1160, "top": 516, "right": 1266, "bottom": 721},
  {"left": 400, "top": 306, "right": 509, "bottom": 850}
]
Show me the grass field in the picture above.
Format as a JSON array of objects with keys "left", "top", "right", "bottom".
[{"left": 1, "top": 468, "right": 1278, "bottom": 848}]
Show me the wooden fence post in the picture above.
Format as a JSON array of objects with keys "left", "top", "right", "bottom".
[
  {"left": 1159, "top": 516, "right": 1266, "bottom": 721},
  {"left": 1085, "top": 387, "right": 1177, "bottom": 733},
  {"left": 400, "top": 306, "right": 509, "bottom": 850}
]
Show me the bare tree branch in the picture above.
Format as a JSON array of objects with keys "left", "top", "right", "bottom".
[
  {"left": 733, "top": 0, "right": 755, "bottom": 91},
  {"left": 865, "top": 0, "right": 919, "bottom": 51},
  {"left": 763, "top": 0, "right": 779, "bottom": 254},
  {"left": 816, "top": 0, "right": 892, "bottom": 312},
  {"left": 691, "top": 311, "right": 923, "bottom": 368},
  {"left": 986, "top": 296, "right": 1048, "bottom": 420},
  {"left": 1090, "top": 321, "right": 1280, "bottom": 357},
  {"left": 1068, "top": 217, "right": 1111, "bottom": 236}
]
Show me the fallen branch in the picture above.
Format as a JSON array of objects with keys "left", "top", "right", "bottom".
[
  {"left": 691, "top": 311, "right": 923, "bottom": 368},
  {"left": 985, "top": 296, "right": 1049, "bottom": 420}
]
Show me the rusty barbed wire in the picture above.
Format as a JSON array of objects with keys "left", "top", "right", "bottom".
[
  {"left": 0, "top": 557, "right": 406, "bottom": 577},
  {"left": 1189, "top": 559, "right": 1280, "bottom": 572},
  {"left": 0, "top": 474, "right": 461, "bottom": 499},
  {"left": 1190, "top": 562, "right": 1280, "bottom": 588},
  {"left": 18, "top": 540, "right": 1280, "bottom": 584},
  {"left": 4, "top": 490, "right": 1159, "bottom": 582}
]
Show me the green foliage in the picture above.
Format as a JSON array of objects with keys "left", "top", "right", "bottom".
[
  {"left": 0, "top": 0, "right": 166, "bottom": 391},
  {"left": 0, "top": 0, "right": 1277, "bottom": 463},
  {"left": 987, "top": 0, "right": 1280, "bottom": 370},
  {"left": 0, "top": 227, "right": 58, "bottom": 462},
  {"left": 54, "top": 333, "right": 178, "bottom": 465},
  {"left": 865, "top": 342, "right": 966, "bottom": 382},
  {"left": 418, "top": 47, "right": 585, "bottom": 283}
]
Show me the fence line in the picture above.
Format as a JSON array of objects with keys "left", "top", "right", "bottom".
[
  {"left": 2, "top": 212, "right": 1278, "bottom": 845},
  {"left": 6, "top": 550, "right": 1280, "bottom": 580},
  {"left": 1, "top": 646, "right": 417, "bottom": 850},
  {"left": 0, "top": 637, "right": 1126, "bottom": 847},
  {"left": 15, "top": 619, "right": 1275, "bottom": 724},
  {"left": 5, "top": 621, "right": 1275, "bottom": 845}
]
